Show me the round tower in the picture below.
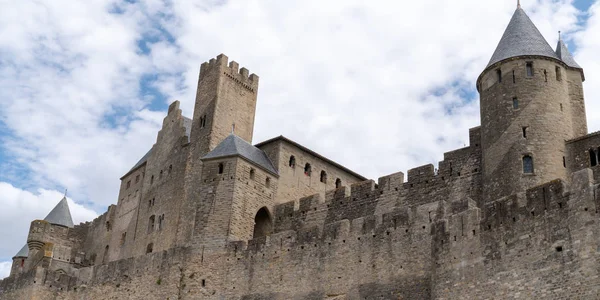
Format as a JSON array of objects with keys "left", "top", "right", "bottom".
[{"left": 477, "top": 6, "right": 585, "bottom": 202}]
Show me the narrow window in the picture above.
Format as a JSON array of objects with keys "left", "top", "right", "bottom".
[
  {"left": 106, "top": 221, "right": 111, "bottom": 231},
  {"left": 102, "top": 246, "right": 109, "bottom": 264},
  {"left": 249, "top": 168, "right": 255, "bottom": 180},
  {"left": 168, "top": 165, "right": 172, "bottom": 174},
  {"left": 148, "top": 200, "right": 152, "bottom": 208},
  {"left": 152, "top": 198, "right": 155, "bottom": 206},
  {"left": 218, "top": 163, "right": 224, "bottom": 174},
  {"left": 289, "top": 156, "right": 296, "bottom": 168},
  {"left": 150, "top": 175, "right": 154, "bottom": 185},
  {"left": 148, "top": 215, "right": 155, "bottom": 233},
  {"left": 523, "top": 155, "right": 534, "bottom": 174},
  {"left": 265, "top": 177, "right": 271, "bottom": 188},
  {"left": 335, "top": 178, "right": 342, "bottom": 188},
  {"left": 513, "top": 97, "right": 519, "bottom": 109},
  {"left": 304, "top": 163, "right": 312, "bottom": 176},
  {"left": 590, "top": 149, "right": 598, "bottom": 167},
  {"left": 560, "top": 103, "right": 563, "bottom": 112},
  {"left": 158, "top": 215, "right": 163, "bottom": 231},
  {"left": 556, "top": 66, "right": 562, "bottom": 81},
  {"left": 544, "top": 69, "right": 548, "bottom": 82},
  {"left": 522, "top": 127, "right": 528, "bottom": 138},
  {"left": 496, "top": 69, "right": 502, "bottom": 83},
  {"left": 120, "top": 232, "right": 127, "bottom": 246},
  {"left": 320, "top": 170, "right": 327, "bottom": 183},
  {"left": 126, "top": 180, "right": 131, "bottom": 189},
  {"left": 135, "top": 175, "right": 140, "bottom": 183},
  {"left": 20, "top": 259, "right": 24, "bottom": 267},
  {"left": 563, "top": 156, "right": 566, "bottom": 168},
  {"left": 202, "top": 279, "right": 206, "bottom": 287},
  {"left": 526, "top": 62, "right": 533, "bottom": 77},
  {"left": 159, "top": 170, "right": 163, "bottom": 179},
  {"left": 146, "top": 243, "right": 153, "bottom": 254},
  {"left": 512, "top": 70, "right": 516, "bottom": 83}
]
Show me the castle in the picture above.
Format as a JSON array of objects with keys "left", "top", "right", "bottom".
[{"left": 2, "top": 4, "right": 600, "bottom": 299}]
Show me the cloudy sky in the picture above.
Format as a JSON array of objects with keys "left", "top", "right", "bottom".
[{"left": 0, "top": 0, "right": 599, "bottom": 278}]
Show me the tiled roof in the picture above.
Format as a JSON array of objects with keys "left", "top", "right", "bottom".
[
  {"left": 487, "top": 7, "right": 558, "bottom": 67},
  {"left": 202, "top": 134, "right": 278, "bottom": 175},
  {"left": 43, "top": 197, "right": 74, "bottom": 228},
  {"left": 14, "top": 244, "right": 28, "bottom": 258},
  {"left": 556, "top": 38, "right": 581, "bottom": 69}
]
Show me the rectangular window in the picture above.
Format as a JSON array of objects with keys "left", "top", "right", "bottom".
[
  {"left": 496, "top": 69, "right": 502, "bottom": 83},
  {"left": 556, "top": 66, "right": 562, "bottom": 81},
  {"left": 523, "top": 155, "right": 534, "bottom": 174},
  {"left": 513, "top": 97, "right": 519, "bottom": 109},
  {"left": 126, "top": 181, "right": 131, "bottom": 189},
  {"left": 526, "top": 62, "right": 533, "bottom": 77}
]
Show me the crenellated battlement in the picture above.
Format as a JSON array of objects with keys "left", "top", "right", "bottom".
[{"left": 198, "top": 54, "right": 259, "bottom": 92}]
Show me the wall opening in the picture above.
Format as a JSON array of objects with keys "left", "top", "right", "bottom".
[
  {"left": 496, "top": 69, "right": 502, "bottom": 83},
  {"left": 590, "top": 149, "right": 599, "bottom": 167},
  {"left": 158, "top": 214, "right": 164, "bottom": 231},
  {"left": 563, "top": 156, "right": 566, "bottom": 168},
  {"left": 555, "top": 246, "right": 563, "bottom": 252},
  {"left": 249, "top": 168, "right": 255, "bottom": 180},
  {"left": 512, "top": 70, "right": 516, "bottom": 83},
  {"left": 218, "top": 163, "right": 224, "bottom": 174},
  {"left": 102, "top": 246, "right": 109, "bottom": 264},
  {"left": 513, "top": 97, "right": 519, "bottom": 109},
  {"left": 146, "top": 243, "right": 154, "bottom": 254},
  {"left": 544, "top": 69, "right": 548, "bottom": 82},
  {"left": 120, "top": 232, "right": 126, "bottom": 246},
  {"left": 320, "top": 171, "right": 327, "bottom": 183},
  {"left": 150, "top": 175, "right": 154, "bottom": 185},
  {"left": 526, "top": 62, "right": 533, "bottom": 77},
  {"left": 265, "top": 177, "right": 271, "bottom": 188},
  {"left": 148, "top": 215, "right": 155, "bottom": 233},
  {"left": 522, "top": 126, "right": 528, "bottom": 138},
  {"left": 335, "top": 178, "right": 342, "bottom": 188},
  {"left": 556, "top": 66, "right": 562, "bottom": 81},
  {"left": 289, "top": 156, "right": 296, "bottom": 168},
  {"left": 304, "top": 163, "right": 312, "bottom": 176},
  {"left": 253, "top": 207, "right": 273, "bottom": 239},
  {"left": 523, "top": 155, "right": 534, "bottom": 174}
]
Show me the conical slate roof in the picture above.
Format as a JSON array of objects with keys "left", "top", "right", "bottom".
[
  {"left": 556, "top": 37, "right": 581, "bottom": 69},
  {"left": 14, "top": 244, "right": 28, "bottom": 258},
  {"left": 487, "top": 7, "right": 558, "bottom": 67},
  {"left": 202, "top": 134, "right": 278, "bottom": 175},
  {"left": 43, "top": 197, "right": 74, "bottom": 228}
]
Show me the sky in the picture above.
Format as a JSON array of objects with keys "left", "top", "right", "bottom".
[{"left": 0, "top": 0, "right": 599, "bottom": 279}]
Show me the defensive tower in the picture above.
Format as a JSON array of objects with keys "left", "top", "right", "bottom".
[
  {"left": 190, "top": 54, "right": 260, "bottom": 156},
  {"left": 477, "top": 5, "right": 585, "bottom": 202}
]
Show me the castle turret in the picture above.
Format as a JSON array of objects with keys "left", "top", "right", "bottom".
[
  {"left": 9, "top": 244, "right": 28, "bottom": 277},
  {"left": 190, "top": 54, "right": 260, "bottom": 157},
  {"left": 477, "top": 5, "right": 586, "bottom": 202}
]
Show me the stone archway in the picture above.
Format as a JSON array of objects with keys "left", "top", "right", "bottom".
[{"left": 253, "top": 207, "right": 272, "bottom": 239}]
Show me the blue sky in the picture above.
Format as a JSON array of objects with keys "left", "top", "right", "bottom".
[{"left": 1, "top": 0, "right": 599, "bottom": 277}]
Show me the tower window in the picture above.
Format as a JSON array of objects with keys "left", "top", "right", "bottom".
[
  {"left": 512, "top": 70, "right": 516, "bottom": 83},
  {"left": 146, "top": 243, "right": 153, "bottom": 254},
  {"left": 560, "top": 103, "right": 563, "bottom": 112},
  {"left": 304, "top": 163, "right": 312, "bottom": 176},
  {"left": 522, "top": 127, "right": 528, "bottom": 138},
  {"left": 135, "top": 174, "right": 140, "bottom": 183},
  {"left": 523, "top": 155, "right": 534, "bottom": 174},
  {"left": 249, "top": 168, "right": 255, "bottom": 180},
  {"left": 150, "top": 175, "right": 154, "bottom": 185},
  {"left": 320, "top": 171, "right": 327, "bottom": 183},
  {"left": 556, "top": 66, "right": 562, "bottom": 81},
  {"left": 526, "top": 62, "right": 533, "bottom": 77},
  {"left": 120, "top": 232, "right": 127, "bottom": 246},
  {"left": 148, "top": 215, "right": 155, "bottom": 233},
  {"left": 590, "top": 149, "right": 598, "bottom": 167},
  {"left": 265, "top": 177, "right": 271, "bottom": 188},
  {"left": 513, "top": 97, "right": 519, "bottom": 109},
  {"left": 496, "top": 69, "right": 502, "bottom": 83},
  {"left": 218, "top": 163, "right": 224, "bottom": 174},
  {"left": 200, "top": 115, "right": 207, "bottom": 128},
  {"left": 335, "top": 178, "right": 342, "bottom": 188},
  {"left": 544, "top": 69, "right": 547, "bottom": 82},
  {"left": 563, "top": 156, "right": 566, "bottom": 168},
  {"left": 126, "top": 180, "right": 131, "bottom": 189},
  {"left": 289, "top": 156, "right": 296, "bottom": 168}
]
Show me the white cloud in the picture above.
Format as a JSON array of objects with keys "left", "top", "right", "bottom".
[
  {"left": 0, "top": 261, "right": 11, "bottom": 280},
  {"left": 0, "top": 0, "right": 598, "bottom": 271}
]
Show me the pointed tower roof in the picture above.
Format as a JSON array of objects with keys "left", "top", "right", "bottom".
[
  {"left": 13, "top": 244, "right": 29, "bottom": 258},
  {"left": 202, "top": 134, "right": 278, "bottom": 175},
  {"left": 487, "top": 7, "right": 558, "bottom": 67},
  {"left": 556, "top": 35, "right": 581, "bottom": 69},
  {"left": 43, "top": 197, "right": 75, "bottom": 228}
]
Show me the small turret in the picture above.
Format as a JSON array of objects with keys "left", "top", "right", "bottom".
[{"left": 9, "top": 244, "right": 28, "bottom": 277}]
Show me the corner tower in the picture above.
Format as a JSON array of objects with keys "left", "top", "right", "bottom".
[
  {"left": 190, "top": 54, "right": 260, "bottom": 156},
  {"left": 477, "top": 5, "right": 585, "bottom": 202}
]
